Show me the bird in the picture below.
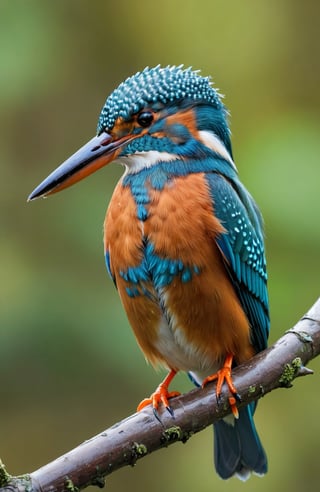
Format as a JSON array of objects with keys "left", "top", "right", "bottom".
[{"left": 28, "top": 65, "right": 269, "bottom": 480}]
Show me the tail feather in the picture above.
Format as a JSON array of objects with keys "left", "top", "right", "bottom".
[{"left": 213, "top": 403, "right": 267, "bottom": 480}]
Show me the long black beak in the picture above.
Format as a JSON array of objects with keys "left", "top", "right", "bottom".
[{"left": 28, "top": 132, "right": 135, "bottom": 201}]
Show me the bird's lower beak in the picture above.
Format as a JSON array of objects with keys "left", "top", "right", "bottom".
[{"left": 28, "top": 132, "right": 134, "bottom": 201}]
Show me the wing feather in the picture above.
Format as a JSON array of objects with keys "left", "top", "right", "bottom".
[{"left": 206, "top": 173, "right": 269, "bottom": 352}]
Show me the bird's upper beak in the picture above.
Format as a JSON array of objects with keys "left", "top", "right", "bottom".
[{"left": 28, "top": 131, "right": 135, "bottom": 201}]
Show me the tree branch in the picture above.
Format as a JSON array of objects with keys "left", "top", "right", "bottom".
[{"left": 1, "top": 298, "right": 320, "bottom": 492}]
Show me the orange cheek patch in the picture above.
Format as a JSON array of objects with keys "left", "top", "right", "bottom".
[
  {"left": 144, "top": 109, "right": 199, "bottom": 142},
  {"left": 165, "top": 109, "right": 199, "bottom": 138},
  {"left": 111, "top": 117, "right": 135, "bottom": 138}
]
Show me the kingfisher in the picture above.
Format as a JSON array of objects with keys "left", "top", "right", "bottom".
[{"left": 28, "top": 65, "right": 269, "bottom": 480}]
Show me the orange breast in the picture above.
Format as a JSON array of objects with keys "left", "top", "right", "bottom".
[
  {"left": 104, "top": 173, "right": 254, "bottom": 372},
  {"left": 104, "top": 182, "right": 166, "bottom": 367}
]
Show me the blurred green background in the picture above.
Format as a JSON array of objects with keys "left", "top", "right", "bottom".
[{"left": 1, "top": 1, "right": 319, "bottom": 491}]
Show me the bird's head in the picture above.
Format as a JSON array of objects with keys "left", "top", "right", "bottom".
[{"left": 28, "top": 65, "right": 236, "bottom": 200}]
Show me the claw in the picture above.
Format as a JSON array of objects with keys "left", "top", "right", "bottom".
[
  {"left": 202, "top": 354, "right": 239, "bottom": 418},
  {"left": 234, "top": 392, "right": 241, "bottom": 402},
  {"left": 137, "top": 369, "right": 180, "bottom": 418},
  {"left": 153, "top": 407, "right": 162, "bottom": 424},
  {"left": 165, "top": 405, "right": 175, "bottom": 418}
]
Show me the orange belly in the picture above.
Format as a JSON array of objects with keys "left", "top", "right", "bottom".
[{"left": 104, "top": 172, "right": 254, "bottom": 373}]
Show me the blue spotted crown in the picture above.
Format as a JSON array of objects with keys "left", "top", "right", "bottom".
[{"left": 97, "top": 65, "right": 224, "bottom": 133}]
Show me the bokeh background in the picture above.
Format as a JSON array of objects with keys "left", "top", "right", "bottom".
[{"left": 1, "top": 1, "right": 319, "bottom": 491}]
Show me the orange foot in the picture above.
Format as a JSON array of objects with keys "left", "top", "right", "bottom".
[
  {"left": 202, "top": 354, "right": 240, "bottom": 419},
  {"left": 137, "top": 369, "right": 180, "bottom": 419}
]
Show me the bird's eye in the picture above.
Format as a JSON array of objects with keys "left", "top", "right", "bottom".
[{"left": 137, "top": 111, "right": 154, "bottom": 128}]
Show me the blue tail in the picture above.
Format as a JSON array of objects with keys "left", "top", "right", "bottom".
[{"left": 213, "top": 402, "right": 267, "bottom": 480}]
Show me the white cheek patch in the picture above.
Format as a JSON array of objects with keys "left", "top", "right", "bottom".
[
  {"left": 198, "top": 130, "right": 237, "bottom": 170},
  {"left": 118, "top": 131, "right": 235, "bottom": 174},
  {"left": 119, "top": 151, "right": 178, "bottom": 174}
]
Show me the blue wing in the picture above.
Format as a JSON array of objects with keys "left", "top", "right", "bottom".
[{"left": 206, "top": 173, "right": 269, "bottom": 353}]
